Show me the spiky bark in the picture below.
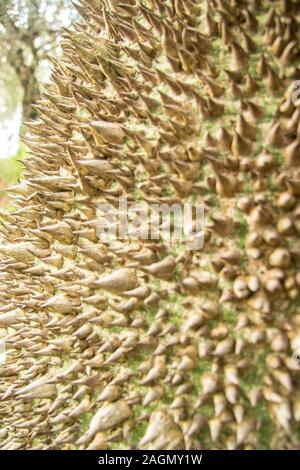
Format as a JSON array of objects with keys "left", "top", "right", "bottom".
[{"left": 0, "top": 0, "right": 300, "bottom": 450}]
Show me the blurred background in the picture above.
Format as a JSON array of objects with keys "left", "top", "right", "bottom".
[{"left": 0, "top": 0, "right": 76, "bottom": 207}]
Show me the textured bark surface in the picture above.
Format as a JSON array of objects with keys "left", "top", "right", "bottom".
[{"left": 0, "top": 0, "right": 300, "bottom": 450}]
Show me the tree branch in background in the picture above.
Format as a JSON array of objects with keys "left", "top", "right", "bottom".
[{"left": 0, "top": 0, "right": 76, "bottom": 125}]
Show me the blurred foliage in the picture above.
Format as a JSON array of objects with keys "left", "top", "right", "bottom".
[
  {"left": 0, "top": 0, "right": 77, "bottom": 158},
  {"left": 0, "top": 0, "right": 74, "bottom": 120},
  {"left": 1, "top": 145, "right": 25, "bottom": 183},
  {"left": 0, "top": 145, "right": 25, "bottom": 207}
]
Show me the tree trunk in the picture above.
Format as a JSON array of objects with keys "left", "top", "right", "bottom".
[
  {"left": 20, "top": 68, "right": 40, "bottom": 122},
  {"left": 8, "top": 48, "right": 40, "bottom": 124}
]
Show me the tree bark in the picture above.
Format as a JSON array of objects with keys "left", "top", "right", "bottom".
[
  {"left": 19, "top": 67, "right": 40, "bottom": 122},
  {"left": 8, "top": 48, "right": 40, "bottom": 123}
]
